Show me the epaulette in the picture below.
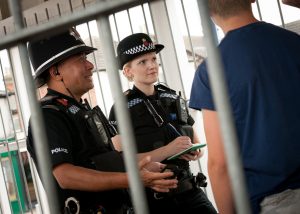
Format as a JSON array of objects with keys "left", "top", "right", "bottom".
[
  {"left": 125, "top": 89, "right": 140, "bottom": 101},
  {"left": 40, "top": 95, "right": 68, "bottom": 112},
  {"left": 40, "top": 95, "right": 59, "bottom": 105},
  {"left": 155, "top": 83, "right": 176, "bottom": 94},
  {"left": 124, "top": 89, "right": 131, "bottom": 96}
]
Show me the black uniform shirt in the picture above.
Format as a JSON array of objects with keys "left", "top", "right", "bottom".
[
  {"left": 109, "top": 86, "right": 193, "bottom": 169},
  {"left": 27, "top": 89, "right": 126, "bottom": 212}
]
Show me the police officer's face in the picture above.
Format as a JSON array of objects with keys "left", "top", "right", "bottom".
[
  {"left": 58, "top": 53, "right": 94, "bottom": 96},
  {"left": 126, "top": 52, "right": 159, "bottom": 86}
]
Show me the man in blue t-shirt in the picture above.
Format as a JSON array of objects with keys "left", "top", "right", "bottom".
[
  {"left": 189, "top": 0, "right": 300, "bottom": 213},
  {"left": 282, "top": 0, "right": 300, "bottom": 8}
]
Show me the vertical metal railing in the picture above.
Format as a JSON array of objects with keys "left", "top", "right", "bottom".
[
  {"left": 86, "top": 22, "right": 109, "bottom": 114},
  {"left": 162, "top": 0, "right": 187, "bottom": 98},
  {"left": 148, "top": 2, "right": 167, "bottom": 83},
  {"left": 96, "top": 13, "right": 149, "bottom": 214},
  {"left": 255, "top": 0, "right": 263, "bottom": 21},
  {"left": 277, "top": 0, "right": 286, "bottom": 28},
  {"left": 3, "top": 0, "right": 290, "bottom": 213},
  {"left": 178, "top": 0, "right": 208, "bottom": 194},
  {"left": 126, "top": 9, "right": 134, "bottom": 33},
  {"left": 0, "top": 109, "right": 14, "bottom": 213},
  {"left": 0, "top": 55, "right": 34, "bottom": 213},
  {"left": 197, "top": 1, "right": 251, "bottom": 213},
  {"left": 5, "top": 50, "right": 27, "bottom": 136},
  {"left": 7, "top": 0, "right": 59, "bottom": 213},
  {"left": 141, "top": 3, "right": 150, "bottom": 34},
  {"left": 180, "top": 0, "right": 198, "bottom": 70},
  {"left": 0, "top": 1, "right": 162, "bottom": 212}
]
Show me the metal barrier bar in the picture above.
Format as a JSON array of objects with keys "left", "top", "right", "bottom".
[
  {"left": 0, "top": 0, "right": 160, "bottom": 50},
  {"left": 8, "top": 0, "right": 60, "bottom": 212},
  {"left": 0, "top": 1, "right": 159, "bottom": 212},
  {"left": 112, "top": 14, "right": 121, "bottom": 42},
  {"left": 126, "top": 9, "right": 134, "bottom": 33},
  {"left": 256, "top": 0, "right": 263, "bottom": 21},
  {"left": 162, "top": 0, "right": 186, "bottom": 98},
  {"left": 175, "top": 0, "right": 209, "bottom": 187},
  {"left": 86, "top": 22, "right": 109, "bottom": 115},
  {"left": 277, "top": 0, "right": 286, "bottom": 28},
  {"left": 3, "top": 51, "right": 27, "bottom": 136},
  {"left": 0, "top": 109, "right": 15, "bottom": 213},
  {"left": 0, "top": 55, "right": 33, "bottom": 213},
  {"left": 141, "top": 4, "right": 150, "bottom": 34},
  {"left": 197, "top": 1, "right": 251, "bottom": 213},
  {"left": 96, "top": 15, "right": 149, "bottom": 214},
  {"left": 148, "top": 2, "right": 167, "bottom": 83},
  {"left": 180, "top": 0, "right": 198, "bottom": 69}
]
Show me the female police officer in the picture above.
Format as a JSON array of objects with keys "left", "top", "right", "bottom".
[
  {"left": 26, "top": 28, "right": 178, "bottom": 214},
  {"left": 109, "top": 33, "right": 217, "bottom": 214}
]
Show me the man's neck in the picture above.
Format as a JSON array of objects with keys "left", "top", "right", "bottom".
[
  {"left": 48, "top": 85, "right": 81, "bottom": 102},
  {"left": 214, "top": 12, "right": 259, "bottom": 34}
]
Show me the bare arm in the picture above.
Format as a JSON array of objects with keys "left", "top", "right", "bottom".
[
  {"left": 202, "top": 109, "right": 235, "bottom": 214},
  {"left": 113, "top": 134, "right": 192, "bottom": 162},
  {"left": 139, "top": 126, "right": 203, "bottom": 162},
  {"left": 53, "top": 163, "right": 128, "bottom": 191},
  {"left": 113, "top": 127, "right": 202, "bottom": 163},
  {"left": 138, "top": 136, "right": 193, "bottom": 162},
  {"left": 53, "top": 156, "right": 178, "bottom": 192}
]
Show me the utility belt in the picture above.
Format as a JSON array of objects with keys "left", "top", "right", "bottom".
[
  {"left": 153, "top": 165, "right": 207, "bottom": 199},
  {"left": 64, "top": 197, "right": 134, "bottom": 214}
]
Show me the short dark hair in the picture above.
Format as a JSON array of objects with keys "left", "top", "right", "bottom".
[
  {"left": 208, "top": 0, "right": 252, "bottom": 18},
  {"left": 39, "top": 69, "right": 50, "bottom": 85}
]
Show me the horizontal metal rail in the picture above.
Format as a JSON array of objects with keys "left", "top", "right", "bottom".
[
  {"left": 3, "top": 0, "right": 163, "bottom": 213},
  {"left": 0, "top": 0, "right": 159, "bottom": 50}
]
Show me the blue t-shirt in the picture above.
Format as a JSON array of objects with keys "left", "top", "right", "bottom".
[{"left": 189, "top": 22, "right": 300, "bottom": 213}]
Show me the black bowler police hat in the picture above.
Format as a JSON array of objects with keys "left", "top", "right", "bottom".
[
  {"left": 28, "top": 28, "right": 97, "bottom": 88},
  {"left": 116, "top": 33, "right": 164, "bottom": 70}
]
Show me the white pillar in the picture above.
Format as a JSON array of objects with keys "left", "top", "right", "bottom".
[
  {"left": 9, "top": 46, "right": 51, "bottom": 213},
  {"left": 8, "top": 47, "right": 31, "bottom": 134},
  {"left": 149, "top": 1, "right": 186, "bottom": 96}
]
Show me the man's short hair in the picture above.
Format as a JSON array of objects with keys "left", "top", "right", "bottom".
[{"left": 208, "top": 0, "right": 252, "bottom": 18}]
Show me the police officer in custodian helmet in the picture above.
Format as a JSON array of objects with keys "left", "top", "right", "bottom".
[
  {"left": 26, "top": 28, "right": 178, "bottom": 214},
  {"left": 109, "top": 33, "right": 217, "bottom": 214}
]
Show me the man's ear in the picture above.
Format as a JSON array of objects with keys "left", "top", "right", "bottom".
[{"left": 49, "top": 66, "right": 61, "bottom": 80}]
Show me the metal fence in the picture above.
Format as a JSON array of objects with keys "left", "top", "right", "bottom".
[{"left": 0, "top": 0, "right": 299, "bottom": 213}]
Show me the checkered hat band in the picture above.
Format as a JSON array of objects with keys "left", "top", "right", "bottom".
[
  {"left": 123, "top": 43, "right": 155, "bottom": 55},
  {"left": 159, "top": 93, "right": 178, "bottom": 100},
  {"left": 128, "top": 98, "right": 143, "bottom": 108}
]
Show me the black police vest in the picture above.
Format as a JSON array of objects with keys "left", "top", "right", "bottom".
[
  {"left": 40, "top": 94, "right": 129, "bottom": 211},
  {"left": 126, "top": 84, "right": 193, "bottom": 168},
  {"left": 40, "top": 95, "right": 125, "bottom": 171}
]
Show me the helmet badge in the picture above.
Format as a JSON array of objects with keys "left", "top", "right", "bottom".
[
  {"left": 69, "top": 28, "right": 84, "bottom": 43},
  {"left": 142, "top": 38, "right": 149, "bottom": 47}
]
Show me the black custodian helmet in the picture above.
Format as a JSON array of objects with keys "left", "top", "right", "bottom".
[
  {"left": 116, "top": 33, "right": 164, "bottom": 70},
  {"left": 28, "top": 28, "right": 97, "bottom": 88}
]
